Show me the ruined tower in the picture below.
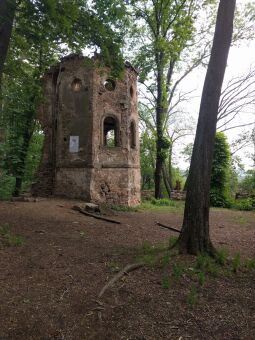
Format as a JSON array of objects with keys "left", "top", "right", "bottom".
[{"left": 33, "top": 54, "right": 141, "bottom": 206}]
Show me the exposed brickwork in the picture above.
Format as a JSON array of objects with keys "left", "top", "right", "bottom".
[{"left": 32, "top": 55, "right": 141, "bottom": 206}]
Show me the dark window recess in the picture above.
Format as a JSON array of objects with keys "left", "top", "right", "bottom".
[
  {"left": 104, "top": 79, "right": 116, "bottom": 91},
  {"left": 104, "top": 117, "right": 118, "bottom": 147},
  {"left": 130, "top": 85, "right": 134, "bottom": 98},
  {"left": 130, "top": 121, "right": 136, "bottom": 148},
  {"left": 71, "top": 78, "right": 82, "bottom": 92}
]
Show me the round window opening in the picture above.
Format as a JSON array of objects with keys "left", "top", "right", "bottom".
[
  {"left": 104, "top": 79, "right": 116, "bottom": 91},
  {"left": 71, "top": 78, "right": 82, "bottom": 92}
]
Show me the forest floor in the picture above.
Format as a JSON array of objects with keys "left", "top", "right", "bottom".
[{"left": 0, "top": 198, "right": 254, "bottom": 340}]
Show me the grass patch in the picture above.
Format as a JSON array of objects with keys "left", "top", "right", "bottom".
[
  {"left": 172, "top": 262, "right": 184, "bottom": 280},
  {"left": 244, "top": 258, "right": 255, "bottom": 270},
  {"left": 106, "top": 203, "right": 139, "bottom": 212},
  {"left": 215, "top": 248, "right": 229, "bottom": 266},
  {"left": 139, "top": 199, "right": 184, "bottom": 213},
  {"left": 187, "top": 285, "right": 198, "bottom": 308},
  {"left": 161, "top": 275, "right": 171, "bottom": 289},
  {"left": 135, "top": 240, "right": 168, "bottom": 265},
  {"left": 129, "top": 240, "right": 255, "bottom": 307},
  {"left": 0, "top": 224, "right": 24, "bottom": 247}
]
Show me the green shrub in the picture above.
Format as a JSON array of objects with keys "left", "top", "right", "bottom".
[
  {"left": 0, "top": 173, "right": 15, "bottom": 200},
  {"left": 210, "top": 132, "right": 233, "bottom": 208},
  {"left": 233, "top": 198, "right": 255, "bottom": 211},
  {"left": 210, "top": 189, "right": 233, "bottom": 208},
  {"left": 150, "top": 198, "right": 176, "bottom": 206}
]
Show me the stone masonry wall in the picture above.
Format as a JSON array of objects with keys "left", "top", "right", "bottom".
[{"left": 33, "top": 55, "right": 141, "bottom": 206}]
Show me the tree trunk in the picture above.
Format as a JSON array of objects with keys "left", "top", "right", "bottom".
[
  {"left": 162, "top": 162, "right": 172, "bottom": 198},
  {"left": 178, "top": 0, "right": 236, "bottom": 255},
  {"left": 155, "top": 53, "right": 165, "bottom": 199},
  {"left": 0, "top": 0, "right": 16, "bottom": 86},
  {"left": 168, "top": 142, "right": 173, "bottom": 188}
]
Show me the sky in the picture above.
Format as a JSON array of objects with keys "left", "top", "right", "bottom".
[{"left": 176, "top": 1, "right": 255, "bottom": 171}]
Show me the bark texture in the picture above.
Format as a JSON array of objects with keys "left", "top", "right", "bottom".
[
  {"left": 0, "top": 0, "right": 16, "bottom": 85},
  {"left": 154, "top": 53, "right": 164, "bottom": 199},
  {"left": 178, "top": 0, "right": 236, "bottom": 255}
]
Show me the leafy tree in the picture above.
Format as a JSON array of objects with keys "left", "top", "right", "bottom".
[
  {"left": 1, "top": 0, "right": 128, "bottom": 196},
  {"left": 130, "top": 0, "right": 254, "bottom": 199},
  {"left": 177, "top": 0, "right": 236, "bottom": 255},
  {"left": 129, "top": 0, "right": 199, "bottom": 198},
  {"left": 239, "top": 170, "right": 255, "bottom": 196},
  {"left": 0, "top": 0, "right": 16, "bottom": 87},
  {"left": 210, "top": 132, "right": 231, "bottom": 207},
  {"left": 140, "top": 130, "right": 156, "bottom": 190}
]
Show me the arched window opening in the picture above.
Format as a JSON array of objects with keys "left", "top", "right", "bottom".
[
  {"left": 71, "top": 78, "right": 82, "bottom": 92},
  {"left": 103, "top": 116, "right": 118, "bottom": 147},
  {"left": 130, "top": 121, "right": 136, "bottom": 149},
  {"left": 130, "top": 85, "right": 134, "bottom": 98}
]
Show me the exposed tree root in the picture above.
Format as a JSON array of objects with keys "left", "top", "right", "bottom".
[
  {"left": 98, "top": 262, "right": 145, "bottom": 298},
  {"left": 156, "top": 221, "right": 181, "bottom": 233}
]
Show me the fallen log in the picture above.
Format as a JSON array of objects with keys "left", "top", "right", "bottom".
[
  {"left": 77, "top": 208, "right": 121, "bottom": 224},
  {"left": 156, "top": 221, "right": 181, "bottom": 233}
]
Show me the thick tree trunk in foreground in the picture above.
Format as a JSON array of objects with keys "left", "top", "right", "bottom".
[
  {"left": 0, "top": 0, "right": 16, "bottom": 86},
  {"left": 178, "top": 0, "right": 236, "bottom": 255}
]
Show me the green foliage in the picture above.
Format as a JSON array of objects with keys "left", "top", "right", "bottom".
[
  {"left": 140, "top": 129, "right": 156, "bottom": 190},
  {"left": 233, "top": 198, "right": 255, "bottom": 211},
  {"left": 169, "top": 236, "right": 178, "bottom": 249},
  {"left": 1, "top": 0, "right": 128, "bottom": 198},
  {"left": 107, "top": 203, "right": 139, "bottom": 212},
  {"left": 171, "top": 168, "right": 186, "bottom": 190},
  {"left": 161, "top": 275, "right": 171, "bottom": 289},
  {"left": 161, "top": 252, "right": 171, "bottom": 267},
  {"left": 210, "top": 132, "right": 232, "bottom": 208},
  {"left": 22, "top": 128, "right": 44, "bottom": 190},
  {"left": 172, "top": 262, "right": 184, "bottom": 280},
  {"left": 197, "top": 271, "right": 206, "bottom": 287},
  {"left": 239, "top": 170, "right": 255, "bottom": 196},
  {"left": 150, "top": 198, "right": 177, "bottom": 206},
  {"left": 0, "top": 173, "right": 15, "bottom": 199},
  {"left": 215, "top": 248, "right": 228, "bottom": 266},
  {"left": 195, "top": 253, "right": 219, "bottom": 276},
  {"left": 0, "top": 224, "right": 24, "bottom": 247},
  {"left": 135, "top": 241, "right": 167, "bottom": 265},
  {"left": 244, "top": 258, "right": 255, "bottom": 270},
  {"left": 140, "top": 199, "right": 184, "bottom": 213},
  {"left": 187, "top": 285, "right": 198, "bottom": 308}
]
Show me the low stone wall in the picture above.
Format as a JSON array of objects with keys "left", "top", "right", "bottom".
[{"left": 141, "top": 190, "right": 186, "bottom": 201}]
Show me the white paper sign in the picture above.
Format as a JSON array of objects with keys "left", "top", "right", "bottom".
[{"left": 69, "top": 136, "right": 79, "bottom": 153}]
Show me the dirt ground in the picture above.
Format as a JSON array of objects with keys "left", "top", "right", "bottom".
[{"left": 0, "top": 198, "right": 254, "bottom": 340}]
